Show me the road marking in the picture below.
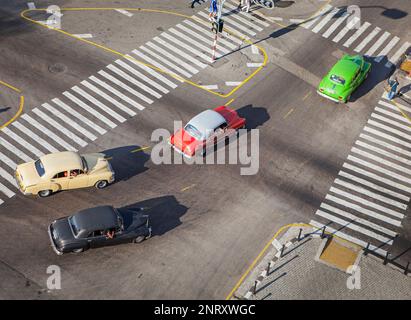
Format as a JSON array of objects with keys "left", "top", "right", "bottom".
[
  {"left": 27, "top": 2, "right": 36, "bottom": 9},
  {"left": 201, "top": 85, "right": 219, "bottom": 90},
  {"left": 309, "top": 220, "right": 387, "bottom": 256},
  {"left": 52, "top": 98, "right": 107, "bottom": 135},
  {"left": 153, "top": 36, "right": 205, "bottom": 70},
  {"left": 181, "top": 184, "right": 196, "bottom": 192},
  {"left": 223, "top": 2, "right": 270, "bottom": 27},
  {"left": 360, "top": 133, "right": 411, "bottom": 162},
  {"left": 348, "top": 155, "right": 411, "bottom": 186},
  {"left": 283, "top": 108, "right": 294, "bottom": 119},
  {"left": 290, "top": 19, "right": 305, "bottom": 24},
  {"left": 198, "top": 11, "right": 251, "bottom": 40},
  {"left": 247, "top": 63, "right": 263, "bottom": 67},
  {"left": 124, "top": 54, "right": 178, "bottom": 88},
  {"left": 332, "top": 16, "right": 359, "bottom": 43},
  {"left": 325, "top": 193, "right": 402, "bottom": 226},
  {"left": 386, "top": 41, "right": 410, "bottom": 67},
  {"left": 0, "top": 136, "right": 32, "bottom": 162},
  {"left": 220, "top": 15, "right": 257, "bottom": 36},
  {"left": 42, "top": 102, "right": 98, "bottom": 141},
  {"left": 334, "top": 178, "right": 407, "bottom": 210},
  {"left": 131, "top": 49, "right": 185, "bottom": 82},
  {"left": 107, "top": 64, "right": 161, "bottom": 99},
  {"left": 73, "top": 34, "right": 93, "bottom": 39},
  {"left": 0, "top": 152, "right": 17, "bottom": 170},
  {"left": 12, "top": 121, "right": 59, "bottom": 153},
  {"left": 316, "top": 209, "right": 394, "bottom": 244},
  {"left": 364, "top": 126, "right": 411, "bottom": 150},
  {"left": 311, "top": 7, "right": 340, "bottom": 34},
  {"left": 21, "top": 114, "right": 76, "bottom": 151},
  {"left": 343, "top": 22, "right": 371, "bottom": 48},
  {"left": 115, "top": 9, "right": 133, "bottom": 17},
  {"left": 375, "top": 36, "right": 400, "bottom": 63},
  {"left": 354, "top": 26, "right": 381, "bottom": 52},
  {"left": 301, "top": 4, "right": 333, "bottom": 29},
  {"left": 338, "top": 169, "right": 409, "bottom": 202},
  {"left": 115, "top": 59, "right": 170, "bottom": 94},
  {"left": 0, "top": 181, "right": 15, "bottom": 198},
  {"left": 141, "top": 44, "right": 194, "bottom": 78},
  {"left": 381, "top": 98, "right": 411, "bottom": 113},
  {"left": 1, "top": 127, "right": 44, "bottom": 158},
  {"left": 364, "top": 31, "right": 391, "bottom": 56},
  {"left": 0, "top": 167, "right": 18, "bottom": 188},
  {"left": 32, "top": 108, "right": 88, "bottom": 147},
  {"left": 221, "top": 8, "right": 263, "bottom": 32},
  {"left": 131, "top": 146, "right": 150, "bottom": 153},
  {"left": 368, "top": 119, "right": 411, "bottom": 141},
  {"left": 371, "top": 112, "right": 411, "bottom": 133},
  {"left": 251, "top": 45, "right": 259, "bottom": 55},
  {"left": 96, "top": 71, "right": 152, "bottom": 106},
  {"left": 63, "top": 91, "right": 117, "bottom": 129},
  {"left": 72, "top": 85, "right": 127, "bottom": 122},
  {"left": 225, "top": 81, "right": 242, "bottom": 86},
  {"left": 225, "top": 98, "right": 235, "bottom": 106},
  {"left": 322, "top": 11, "right": 349, "bottom": 38},
  {"left": 375, "top": 106, "right": 410, "bottom": 125},
  {"left": 302, "top": 91, "right": 312, "bottom": 101}
]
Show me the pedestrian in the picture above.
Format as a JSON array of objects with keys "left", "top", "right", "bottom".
[
  {"left": 241, "top": 0, "right": 251, "bottom": 13},
  {"left": 209, "top": 0, "right": 218, "bottom": 21},
  {"left": 190, "top": 0, "right": 202, "bottom": 8},
  {"left": 387, "top": 77, "right": 399, "bottom": 100}
]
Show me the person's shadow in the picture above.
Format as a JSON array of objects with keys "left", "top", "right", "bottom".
[
  {"left": 101, "top": 145, "right": 150, "bottom": 182},
  {"left": 120, "top": 195, "right": 188, "bottom": 236},
  {"left": 236, "top": 104, "right": 270, "bottom": 130},
  {"left": 0, "top": 107, "right": 10, "bottom": 113}
]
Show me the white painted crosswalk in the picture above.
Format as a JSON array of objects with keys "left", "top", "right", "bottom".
[
  {"left": 311, "top": 95, "right": 411, "bottom": 256},
  {"left": 0, "top": 0, "right": 271, "bottom": 205}
]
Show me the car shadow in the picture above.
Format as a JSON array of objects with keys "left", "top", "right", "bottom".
[
  {"left": 101, "top": 145, "right": 150, "bottom": 183},
  {"left": 349, "top": 55, "right": 393, "bottom": 103},
  {"left": 121, "top": 195, "right": 188, "bottom": 237},
  {"left": 236, "top": 104, "right": 270, "bottom": 130}
]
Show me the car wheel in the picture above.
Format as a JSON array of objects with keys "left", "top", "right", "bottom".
[
  {"left": 72, "top": 248, "right": 84, "bottom": 253},
  {"left": 38, "top": 190, "right": 52, "bottom": 198},
  {"left": 345, "top": 94, "right": 351, "bottom": 103},
  {"left": 95, "top": 180, "right": 108, "bottom": 189},
  {"left": 133, "top": 236, "right": 145, "bottom": 243}
]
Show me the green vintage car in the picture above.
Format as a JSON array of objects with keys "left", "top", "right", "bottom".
[{"left": 317, "top": 54, "right": 371, "bottom": 103}]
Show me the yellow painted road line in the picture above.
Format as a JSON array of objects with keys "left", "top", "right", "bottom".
[
  {"left": 302, "top": 91, "right": 312, "bottom": 101},
  {"left": 225, "top": 98, "right": 235, "bottom": 106},
  {"left": 0, "top": 80, "right": 22, "bottom": 93},
  {"left": 181, "top": 184, "right": 196, "bottom": 192},
  {"left": 20, "top": 7, "right": 269, "bottom": 99},
  {"left": 131, "top": 146, "right": 151, "bottom": 153},
  {"left": 0, "top": 95, "right": 25, "bottom": 130},
  {"left": 225, "top": 220, "right": 362, "bottom": 300},
  {"left": 283, "top": 108, "right": 294, "bottom": 119}
]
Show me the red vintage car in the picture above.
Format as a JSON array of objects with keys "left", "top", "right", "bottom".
[{"left": 169, "top": 106, "right": 246, "bottom": 158}]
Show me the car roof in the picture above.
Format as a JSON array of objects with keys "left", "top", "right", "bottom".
[
  {"left": 72, "top": 206, "right": 119, "bottom": 233},
  {"left": 330, "top": 57, "right": 359, "bottom": 79},
  {"left": 186, "top": 109, "right": 226, "bottom": 133},
  {"left": 40, "top": 151, "right": 83, "bottom": 174}
]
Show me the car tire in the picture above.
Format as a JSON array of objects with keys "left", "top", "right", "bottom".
[
  {"left": 72, "top": 248, "right": 84, "bottom": 253},
  {"left": 133, "top": 236, "right": 145, "bottom": 243},
  {"left": 95, "top": 180, "right": 108, "bottom": 189},
  {"left": 345, "top": 94, "right": 351, "bottom": 103},
  {"left": 38, "top": 190, "right": 52, "bottom": 198}
]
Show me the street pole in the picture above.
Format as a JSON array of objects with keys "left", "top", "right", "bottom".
[{"left": 211, "top": 0, "right": 226, "bottom": 62}]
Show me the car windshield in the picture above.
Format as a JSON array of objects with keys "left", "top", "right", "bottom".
[
  {"left": 81, "top": 156, "right": 88, "bottom": 172},
  {"left": 35, "top": 159, "right": 45, "bottom": 177},
  {"left": 184, "top": 124, "right": 203, "bottom": 140},
  {"left": 330, "top": 74, "right": 345, "bottom": 85},
  {"left": 68, "top": 216, "right": 79, "bottom": 236}
]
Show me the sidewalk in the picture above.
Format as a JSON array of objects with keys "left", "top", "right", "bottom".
[{"left": 232, "top": 225, "right": 411, "bottom": 300}]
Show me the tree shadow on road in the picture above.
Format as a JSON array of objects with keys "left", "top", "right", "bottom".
[{"left": 236, "top": 104, "right": 270, "bottom": 130}]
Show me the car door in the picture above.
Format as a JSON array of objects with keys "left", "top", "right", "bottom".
[
  {"left": 68, "top": 169, "right": 90, "bottom": 189},
  {"left": 87, "top": 230, "right": 108, "bottom": 248},
  {"left": 51, "top": 171, "right": 70, "bottom": 190}
]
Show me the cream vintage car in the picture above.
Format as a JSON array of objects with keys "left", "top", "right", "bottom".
[{"left": 15, "top": 151, "right": 115, "bottom": 197}]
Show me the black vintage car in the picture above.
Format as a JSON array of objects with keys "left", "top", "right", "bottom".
[{"left": 48, "top": 205, "right": 152, "bottom": 255}]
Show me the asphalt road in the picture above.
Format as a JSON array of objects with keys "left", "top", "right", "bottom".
[{"left": 0, "top": 0, "right": 410, "bottom": 299}]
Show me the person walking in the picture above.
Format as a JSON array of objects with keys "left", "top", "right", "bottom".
[
  {"left": 191, "top": 0, "right": 202, "bottom": 8},
  {"left": 241, "top": 0, "right": 251, "bottom": 12},
  {"left": 209, "top": 0, "right": 218, "bottom": 21},
  {"left": 387, "top": 77, "right": 400, "bottom": 100}
]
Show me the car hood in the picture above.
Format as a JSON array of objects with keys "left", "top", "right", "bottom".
[
  {"left": 170, "top": 129, "right": 200, "bottom": 155},
  {"left": 51, "top": 218, "right": 75, "bottom": 245},
  {"left": 16, "top": 162, "right": 42, "bottom": 187},
  {"left": 82, "top": 153, "right": 111, "bottom": 173}
]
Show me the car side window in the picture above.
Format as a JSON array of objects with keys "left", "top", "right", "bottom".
[
  {"left": 88, "top": 230, "right": 104, "bottom": 238},
  {"left": 215, "top": 122, "right": 228, "bottom": 133},
  {"left": 70, "top": 169, "right": 84, "bottom": 177},
  {"left": 52, "top": 171, "right": 68, "bottom": 179}
]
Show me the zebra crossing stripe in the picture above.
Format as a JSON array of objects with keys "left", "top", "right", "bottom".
[
  {"left": 42, "top": 102, "right": 98, "bottom": 141},
  {"left": 1, "top": 127, "right": 44, "bottom": 158},
  {"left": 301, "top": 4, "right": 333, "bottom": 29},
  {"left": 115, "top": 59, "right": 170, "bottom": 94},
  {"left": 311, "top": 8, "right": 340, "bottom": 34},
  {"left": 334, "top": 178, "right": 407, "bottom": 210},
  {"left": 311, "top": 220, "right": 388, "bottom": 256},
  {"left": 0, "top": 167, "right": 18, "bottom": 188},
  {"left": 375, "top": 36, "right": 400, "bottom": 63},
  {"left": 12, "top": 121, "right": 59, "bottom": 153},
  {"left": 354, "top": 26, "right": 381, "bottom": 52},
  {"left": 71, "top": 86, "right": 126, "bottom": 123},
  {"left": 52, "top": 98, "right": 107, "bottom": 135},
  {"left": 379, "top": 99, "right": 411, "bottom": 112},
  {"left": 365, "top": 31, "right": 391, "bottom": 56},
  {"left": 325, "top": 193, "right": 402, "bottom": 226},
  {"left": 0, "top": 181, "right": 15, "bottom": 198},
  {"left": 371, "top": 112, "right": 411, "bottom": 133},
  {"left": 374, "top": 106, "right": 410, "bottom": 125},
  {"left": 81, "top": 80, "right": 137, "bottom": 116},
  {"left": 315, "top": 209, "right": 394, "bottom": 244},
  {"left": 96, "top": 71, "right": 151, "bottom": 106},
  {"left": 223, "top": 2, "right": 270, "bottom": 27},
  {"left": 32, "top": 108, "right": 88, "bottom": 147},
  {"left": 332, "top": 16, "right": 360, "bottom": 43},
  {"left": 221, "top": 7, "right": 263, "bottom": 32},
  {"left": 322, "top": 11, "right": 349, "bottom": 38},
  {"left": 220, "top": 15, "right": 256, "bottom": 36},
  {"left": 368, "top": 119, "right": 411, "bottom": 142},
  {"left": 343, "top": 22, "right": 371, "bottom": 48},
  {"left": 338, "top": 169, "right": 409, "bottom": 202},
  {"left": 360, "top": 133, "right": 411, "bottom": 160},
  {"left": 363, "top": 126, "right": 411, "bottom": 150},
  {"left": 386, "top": 41, "right": 410, "bottom": 67},
  {"left": 115, "top": 9, "right": 133, "bottom": 17},
  {"left": 63, "top": 91, "right": 117, "bottom": 129},
  {"left": 0, "top": 152, "right": 17, "bottom": 170},
  {"left": 0, "top": 136, "right": 32, "bottom": 162}
]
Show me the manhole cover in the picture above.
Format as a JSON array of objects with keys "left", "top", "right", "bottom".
[{"left": 48, "top": 63, "right": 67, "bottom": 74}]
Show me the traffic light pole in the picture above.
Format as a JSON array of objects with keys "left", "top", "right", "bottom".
[{"left": 211, "top": 0, "right": 226, "bottom": 62}]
